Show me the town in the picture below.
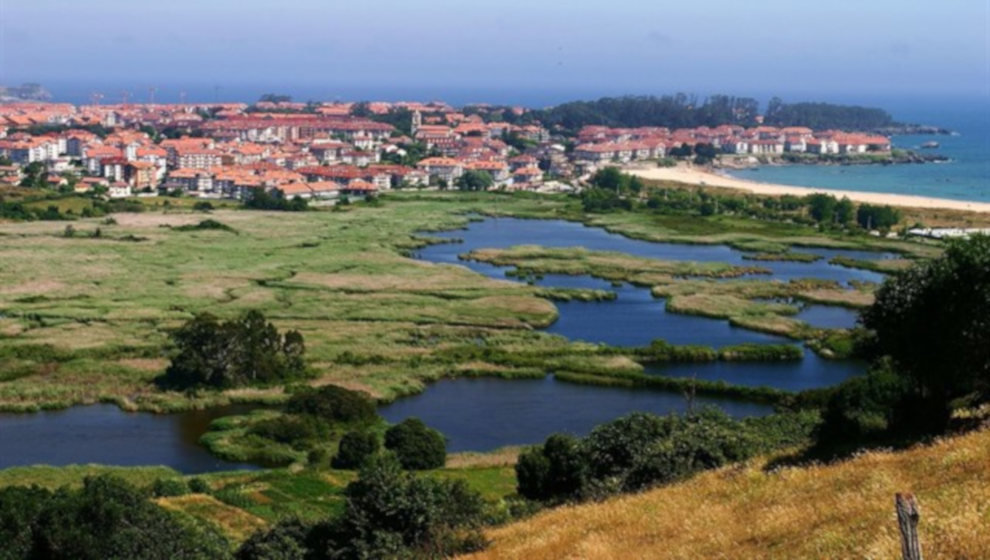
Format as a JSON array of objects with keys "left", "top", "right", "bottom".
[{"left": 0, "top": 98, "right": 895, "bottom": 203}]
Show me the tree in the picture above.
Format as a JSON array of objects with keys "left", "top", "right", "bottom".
[
  {"left": 515, "top": 434, "right": 586, "bottom": 501},
  {"left": 589, "top": 167, "right": 624, "bottom": 191},
  {"left": 259, "top": 93, "right": 292, "bottom": 103},
  {"left": 856, "top": 204, "right": 900, "bottom": 230},
  {"left": 332, "top": 430, "right": 381, "bottom": 469},
  {"left": 1, "top": 475, "right": 228, "bottom": 560},
  {"left": 456, "top": 169, "right": 494, "bottom": 191},
  {"left": 384, "top": 418, "right": 446, "bottom": 470},
  {"left": 236, "top": 518, "right": 311, "bottom": 560},
  {"left": 859, "top": 235, "right": 990, "bottom": 429},
  {"left": 806, "top": 193, "right": 837, "bottom": 223},
  {"left": 836, "top": 196, "right": 856, "bottom": 225},
  {"left": 161, "top": 311, "right": 307, "bottom": 389}
]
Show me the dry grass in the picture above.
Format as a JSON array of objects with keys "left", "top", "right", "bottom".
[{"left": 465, "top": 427, "right": 990, "bottom": 560}]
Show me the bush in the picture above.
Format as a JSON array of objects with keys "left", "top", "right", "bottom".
[
  {"left": 151, "top": 477, "right": 190, "bottom": 497},
  {"left": 515, "top": 434, "right": 586, "bottom": 502},
  {"left": 187, "top": 477, "right": 211, "bottom": 494},
  {"left": 384, "top": 418, "right": 446, "bottom": 470},
  {"left": 816, "top": 364, "right": 912, "bottom": 446},
  {"left": 332, "top": 430, "right": 380, "bottom": 469},
  {"left": 249, "top": 414, "right": 329, "bottom": 448},
  {"left": 236, "top": 518, "right": 311, "bottom": 560},
  {"left": 516, "top": 408, "right": 782, "bottom": 503},
  {"left": 192, "top": 201, "right": 214, "bottom": 212},
  {"left": 286, "top": 385, "right": 377, "bottom": 424}
]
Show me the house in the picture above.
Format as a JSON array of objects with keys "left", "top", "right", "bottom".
[
  {"left": 416, "top": 157, "right": 463, "bottom": 184},
  {"left": 512, "top": 166, "right": 543, "bottom": 186},
  {"left": 125, "top": 161, "right": 158, "bottom": 191},
  {"left": 277, "top": 181, "right": 339, "bottom": 201},
  {"left": 466, "top": 160, "right": 511, "bottom": 185},
  {"left": 108, "top": 181, "right": 132, "bottom": 198}
]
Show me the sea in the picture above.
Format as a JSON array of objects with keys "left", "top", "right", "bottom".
[
  {"left": 39, "top": 82, "right": 990, "bottom": 203},
  {"left": 727, "top": 101, "right": 990, "bottom": 203}
]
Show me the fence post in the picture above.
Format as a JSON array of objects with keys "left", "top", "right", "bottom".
[{"left": 895, "top": 493, "right": 922, "bottom": 560}]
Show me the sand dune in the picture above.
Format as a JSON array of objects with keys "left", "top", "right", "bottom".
[{"left": 626, "top": 164, "right": 990, "bottom": 213}]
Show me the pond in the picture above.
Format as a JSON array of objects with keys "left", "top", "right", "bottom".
[
  {"left": 378, "top": 376, "right": 773, "bottom": 452},
  {"left": 0, "top": 404, "right": 261, "bottom": 474},
  {"left": 413, "top": 217, "right": 892, "bottom": 285},
  {"left": 0, "top": 217, "right": 874, "bottom": 470}
]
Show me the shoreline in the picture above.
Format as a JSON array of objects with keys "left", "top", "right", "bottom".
[{"left": 625, "top": 164, "right": 990, "bottom": 213}]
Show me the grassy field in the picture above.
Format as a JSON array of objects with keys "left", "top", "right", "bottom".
[
  {"left": 0, "top": 459, "right": 516, "bottom": 545},
  {"left": 463, "top": 426, "right": 990, "bottom": 560},
  {"left": 0, "top": 191, "right": 939, "bottom": 411}
]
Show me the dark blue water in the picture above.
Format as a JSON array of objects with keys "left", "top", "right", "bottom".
[
  {"left": 545, "top": 284, "right": 784, "bottom": 347},
  {"left": 415, "top": 217, "right": 888, "bottom": 287},
  {"left": 647, "top": 349, "right": 863, "bottom": 392},
  {"left": 0, "top": 405, "right": 260, "bottom": 474},
  {"left": 795, "top": 304, "right": 859, "bottom": 329},
  {"left": 378, "top": 376, "right": 772, "bottom": 452}
]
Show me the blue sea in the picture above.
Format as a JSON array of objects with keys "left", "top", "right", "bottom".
[
  {"left": 40, "top": 83, "right": 990, "bottom": 203},
  {"left": 728, "top": 101, "right": 990, "bottom": 203}
]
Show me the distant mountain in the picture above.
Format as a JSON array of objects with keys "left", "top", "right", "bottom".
[{"left": 0, "top": 83, "right": 53, "bottom": 102}]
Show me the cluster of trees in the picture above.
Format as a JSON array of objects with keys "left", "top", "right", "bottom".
[
  {"left": 805, "top": 193, "right": 901, "bottom": 229},
  {"left": 527, "top": 94, "right": 761, "bottom": 133},
  {"left": 764, "top": 98, "right": 896, "bottom": 130},
  {"left": 160, "top": 311, "right": 306, "bottom": 389},
  {"left": 516, "top": 408, "right": 814, "bottom": 503},
  {"left": 580, "top": 168, "right": 903, "bottom": 230},
  {"left": 258, "top": 93, "right": 293, "bottom": 103},
  {"left": 244, "top": 189, "right": 308, "bottom": 211},
  {"left": 0, "top": 460, "right": 487, "bottom": 560},
  {"left": 455, "top": 169, "right": 494, "bottom": 191},
  {"left": 237, "top": 454, "right": 485, "bottom": 559},
  {"left": 817, "top": 235, "right": 990, "bottom": 445},
  {"left": 667, "top": 142, "right": 719, "bottom": 165},
  {"left": 0, "top": 475, "right": 229, "bottom": 559}
]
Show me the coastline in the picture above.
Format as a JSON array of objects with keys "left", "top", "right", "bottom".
[{"left": 625, "top": 164, "right": 990, "bottom": 213}]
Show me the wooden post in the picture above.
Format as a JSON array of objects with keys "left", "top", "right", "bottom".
[{"left": 895, "top": 493, "right": 922, "bottom": 560}]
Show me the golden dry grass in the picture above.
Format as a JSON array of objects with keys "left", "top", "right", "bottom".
[{"left": 465, "top": 428, "right": 990, "bottom": 560}]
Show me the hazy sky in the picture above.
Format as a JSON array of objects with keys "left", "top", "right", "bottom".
[{"left": 2, "top": 0, "right": 988, "bottom": 104}]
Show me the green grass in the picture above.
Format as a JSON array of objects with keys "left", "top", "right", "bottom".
[{"left": 0, "top": 191, "right": 934, "bottom": 411}]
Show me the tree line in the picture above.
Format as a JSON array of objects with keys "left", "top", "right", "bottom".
[{"left": 522, "top": 94, "right": 898, "bottom": 133}]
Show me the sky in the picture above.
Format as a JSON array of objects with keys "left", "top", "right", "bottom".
[{"left": 2, "top": 0, "right": 988, "bottom": 106}]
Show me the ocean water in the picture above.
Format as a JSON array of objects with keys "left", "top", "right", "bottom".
[{"left": 728, "top": 103, "right": 990, "bottom": 203}]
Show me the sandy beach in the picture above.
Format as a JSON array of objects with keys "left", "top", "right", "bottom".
[{"left": 625, "top": 164, "right": 990, "bottom": 213}]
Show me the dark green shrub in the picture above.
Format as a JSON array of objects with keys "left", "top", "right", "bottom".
[
  {"left": 249, "top": 414, "right": 329, "bottom": 448},
  {"left": 286, "top": 385, "right": 377, "bottom": 424},
  {"left": 236, "top": 518, "right": 311, "bottom": 560},
  {"left": 515, "top": 434, "right": 587, "bottom": 501},
  {"left": 187, "top": 477, "right": 211, "bottom": 494},
  {"left": 816, "top": 365, "right": 911, "bottom": 445},
  {"left": 151, "top": 477, "right": 190, "bottom": 497},
  {"left": 332, "top": 430, "right": 380, "bottom": 469},
  {"left": 583, "top": 412, "right": 671, "bottom": 479},
  {"left": 384, "top": 418, "right": 446, "bottom": 470}
]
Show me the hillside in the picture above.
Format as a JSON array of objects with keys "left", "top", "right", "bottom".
[{"left": 463, "top": 427, "right": 990, "bottom": 559}]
